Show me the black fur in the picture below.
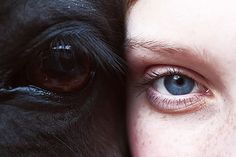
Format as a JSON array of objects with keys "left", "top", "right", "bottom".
[{"left": 0, "top": 0, "right": 129, "bottom": 156}]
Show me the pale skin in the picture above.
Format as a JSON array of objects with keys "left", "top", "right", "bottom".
[{"left": 127, "top": 0, "right": 236, "bottom": 156}]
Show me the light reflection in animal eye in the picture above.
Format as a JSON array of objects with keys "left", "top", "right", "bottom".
[
  {"left": 28, "top": 40, "right": 92, "bottom": 93},
  {"left": 52, "top": 45, "right": 72, "bottom": 50}
]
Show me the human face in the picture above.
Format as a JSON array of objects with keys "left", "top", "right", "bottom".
[{"left": 127, "top": 0, "right": 236, "bottom": 156}]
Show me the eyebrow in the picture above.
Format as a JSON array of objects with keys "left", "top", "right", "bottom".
[
  {"left": 127, "top": 38, "right": 227, "bottom": 91},
  {"left": 126, "top": 38, "right": 212, "bottom": 64},
  {"left": 127, "top": 39, "right": 192, "bottom": 55}
]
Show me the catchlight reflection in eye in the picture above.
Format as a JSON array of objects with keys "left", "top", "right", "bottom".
[
  {"left": 28, "top": 41, "right": 92, "bottom": 93},
  {"left": 155, "top": 74, "right": 195, "bottom": 95},
  {"left": 143, "top": 66, "right": 212, "bottom": 114}
]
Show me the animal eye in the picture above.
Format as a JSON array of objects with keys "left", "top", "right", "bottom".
[
  {"left": 143, "top": 66, "right": 212, "bottom": 114},
  {"left": 27, "top": 40, "right": 92, "bottom": 93},
  {"left": 5, "top": 22, "right": 124, "bottom": 95}
]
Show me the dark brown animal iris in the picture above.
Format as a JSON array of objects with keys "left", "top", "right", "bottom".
[{"left": 29, "top": 43, "right": 91, "bottom": 92}]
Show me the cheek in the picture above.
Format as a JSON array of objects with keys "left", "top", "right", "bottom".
[
  {"left": 128, "top": 101, "right": 201, "bottom": 157},
  {"left": 128, "top": 91, "right": 236, "bottom": 157},
  {"left": 128, "top": 95, "right": 152, "bottom": 157},
  {"left": 128, "top": 94, "right": 175, "bottom": 157}
]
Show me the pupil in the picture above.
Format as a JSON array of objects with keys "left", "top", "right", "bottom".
[
  {"left": 41, "top": 45, "right": 89, "bottom": 80},
  {"left": 173, "top": 75, "right": 185, "bottom": 86},
  {"left": 58, "top": 50, "right": 76, "bottom": 72},
  {"left": 29, "top": 42, "right": 91, "bottom": 92},
  {"left": 164, "top": 74, "right": 194, "bottom": 95}
]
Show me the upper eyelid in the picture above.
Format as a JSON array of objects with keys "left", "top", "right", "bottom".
[
  {"left": 28, "top": 21, "right": 125, "bottom": 73},
  {"left": 127, "top": 39, "right": 225, "bottom": 93},
  {"left": 136, "top": 65, "right": 214, "bottom": 96},
  {"left": 25, "top": 21, "right": 95, "bottom": 50},
  {"left": 0, "top": 0, "right": 111, "bottom": 57},
  {"left": 1, "top": 22, "right": 126, "bottom": 83},
  {"left": 143, "top": 66, "right": 213, "bottom": 114},
  {"left": 142, "top": 66, "right": 211, "bottom": 91}
]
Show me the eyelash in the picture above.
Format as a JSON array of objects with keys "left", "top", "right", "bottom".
[
  {"left": 3, "top": 22, "right": 125, "bottom": 91},
  {"left": 24, "top": 22, "right": 122, "bottom": 74},
  {"left": 139, "top": 66, "right": 212, "bottom": 114}
]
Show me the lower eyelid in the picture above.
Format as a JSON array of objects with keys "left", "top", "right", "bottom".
[{"left": 146, "top": 87, "right": 207, "bottom": 114}]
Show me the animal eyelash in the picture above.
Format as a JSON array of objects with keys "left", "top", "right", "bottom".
[
  {"left": 1, "top": 22, "right": 127, "bottom": 88},
  {"left": 24, "top": 22, "right": 126, "bottom": 76}
]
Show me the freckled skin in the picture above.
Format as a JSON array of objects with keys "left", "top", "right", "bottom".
[
  {"left": 127, "top": 0, "right": 236, "bottom": 156},
  {"left": 0, "top": 0, "right": 129, "bottom": 157}
]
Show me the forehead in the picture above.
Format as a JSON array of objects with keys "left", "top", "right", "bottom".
[
  {"left": 127, "top": 0, "right": 236, "bottom": 89},
  {"left": 127, "top": 0, "right": 236, "bottom": 57}
]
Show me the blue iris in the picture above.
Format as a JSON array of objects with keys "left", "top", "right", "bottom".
[{"left": 164, "top": 75, "right": 194, "bottom": 95}]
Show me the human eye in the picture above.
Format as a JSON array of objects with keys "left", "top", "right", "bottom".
[{"left": 140, "top": 66, "right": 213, "bottom": 114}]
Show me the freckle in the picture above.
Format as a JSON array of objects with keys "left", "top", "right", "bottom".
[
  {"left": 148, "top": 110, "right": 152, "bottom": 116},
  {"left": 137, "top": 113, "right": 141, "bottom": 119},
  {"left": 161, "top": 115, "right": 167, "bottom": 119},
  {"left": 142, "top": 141, "right": 145, "bottom": 146},
  {"left": 233, "top": 125, "right": 236, "bottom": 130}
]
